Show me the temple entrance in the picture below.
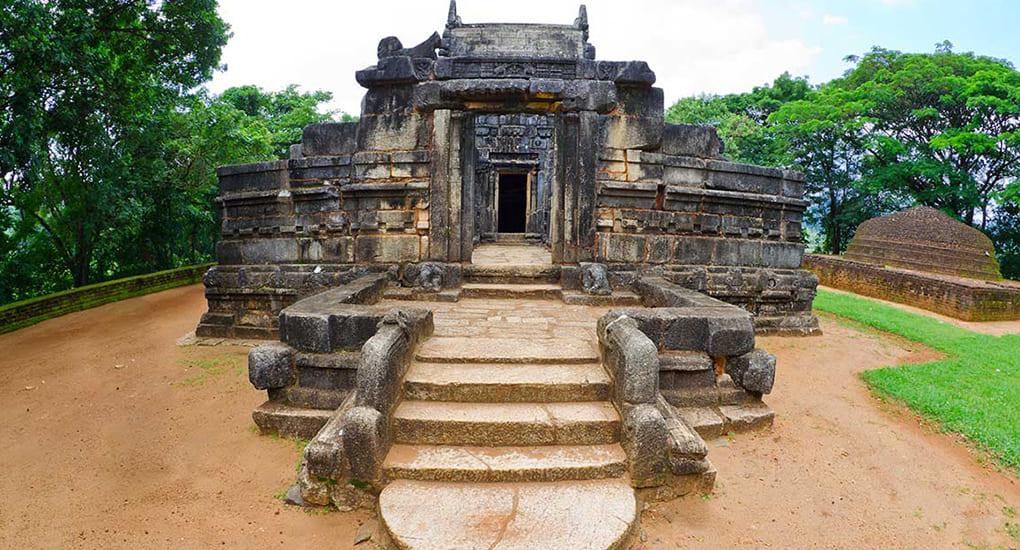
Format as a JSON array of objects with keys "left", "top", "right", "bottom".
[{"left": 496, "top": 172, "right": 528, "bottom": 234}]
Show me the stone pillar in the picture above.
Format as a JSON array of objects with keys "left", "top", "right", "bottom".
[
  {"left": 458, "top": 113, "right": 475, "bottom": 262},
  {"left": 549, "top": 117, "right": 565, "bottom": 262},
  {"left": 556, "top": 111, "right": 599, "bottom": 263},
  {"left": 429, "top": 110, "right": 451, "bottom": 261},
  {"left": 447, "top": 112, "right": 464, "bottom": 262},
  {"left": 576, "top": 111, "right": 598, "bottom": 262},
  {"left": 559, "top": 114, "right": 579, "bottom": 263}
]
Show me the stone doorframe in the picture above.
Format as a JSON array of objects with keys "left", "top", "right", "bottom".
[{"left": 428, "top": 108, "right": 599, "bottom": 265}]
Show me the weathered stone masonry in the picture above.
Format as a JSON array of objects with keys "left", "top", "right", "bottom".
[
  {"left": 233, "top": 5, "right": 809, "bottom": 545},
  {"left": 195, "top": 2, "right": 819, "bottom": 339},
  {"left": 806, "top": 206, "right": 1020, "bottom": 321}
]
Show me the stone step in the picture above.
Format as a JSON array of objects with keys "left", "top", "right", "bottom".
[
  {"left": 659, "top": 350, "right": 718, "bottom": 391},
  {"left": 415, "top": 337, "right": 598, "bottom": 364},
  {"left": 383, "top": 443, "right": 627, "bottom": 482},
  {"left": 560, "top": 290, "right": 643, "bottom": 306},
  {"left": 403, "top": 362, "right": 610, "bottom": 402},
  {"left": 493, "top": 232, "right": 528, "bottom": 243},
  {"left": 251, "top": 400, "right": 333, "bottom": 439},
  {"left": 383, "top": 287, "right": 462, "bottom": 303},
  {"left": 392, "top": 401, "right": 621, "bottom": 446},
  {"left": 379, "top": 478, "right": 637, "bottom": 550},
  {"left": 460, "top": 283, "right": 562, "bottom": 300},
  {"left": 463, "top": 264, "right": 561, "bottom": 284}
]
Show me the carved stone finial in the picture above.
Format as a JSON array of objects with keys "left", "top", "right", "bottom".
[
  {"left": 575, "top": 5, "right": 589, "bottom": 40},
  {"left": 377, "top": 36, "right": 403, "bottom": 60},
  {"left": 575, "top": 5, "right": 589, "bottom": 29},
  {"left": 447, "top": 0, "right": 462, "bottom": 29}
]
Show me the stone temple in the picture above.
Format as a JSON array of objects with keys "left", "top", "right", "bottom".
[{"left": 199, "top": 4, "right": 820, "bottom": 547}]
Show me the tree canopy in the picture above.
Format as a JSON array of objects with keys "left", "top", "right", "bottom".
[
  {"left": 0, "top": 1, "right": 339, "bottom": 304},
  {"left": 668, "top": 46, "right": 1020, "bottom": 278}
]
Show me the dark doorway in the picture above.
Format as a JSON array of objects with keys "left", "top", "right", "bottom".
[{"left": 497, "top": 172, "right": 527, "bottom": 233}]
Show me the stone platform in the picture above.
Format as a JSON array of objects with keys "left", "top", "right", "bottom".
[
  {"left": 254, "top": 264, "right": 775, "bottom": 549},
  {"left": 806, "top": 254, "right": 1020, "bottom": 321}
]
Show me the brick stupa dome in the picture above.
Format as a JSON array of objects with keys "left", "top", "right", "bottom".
[{"left": 844, "top": 206, "right": 1001, "bottom": 281}]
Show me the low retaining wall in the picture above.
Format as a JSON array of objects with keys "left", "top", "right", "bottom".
[
  {"left": 0, "top": 264, "right": 213, "bottom": 334},
  {"left": 805, "top": 254, "right": 1020, "bottom": 321}
]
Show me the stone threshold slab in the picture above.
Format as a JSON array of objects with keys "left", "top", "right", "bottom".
[
  {"left": 379, "top": 478, "right": 637, "bottom": 550},
  {"left": 415, "top": 337, "right": 598, "bottom": 364}
]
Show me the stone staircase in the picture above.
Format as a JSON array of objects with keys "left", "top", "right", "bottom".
[
  {"left": 377, "top": 326, "right": 639, "bottom": 548},
  {"left": 249, "top": 250, "right": 777, "bottom": 548}
]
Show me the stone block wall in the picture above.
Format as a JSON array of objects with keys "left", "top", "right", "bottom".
[
  {"left": 1, "top": 264, "right": 211, "bottom": 334},
  {"left": 197, "top": 117, "right": 435, "bottom": 339},
  {"left": 594, "top": 134, "right": 818, "bottom": 334},
  {"left": 806, "top": 254, "right": 1020, "bottom": 321},
  {"left": 199, "top": 11, "right": 821, "bottom": 338}
]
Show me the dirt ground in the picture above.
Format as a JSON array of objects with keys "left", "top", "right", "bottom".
[{"left": 0, "top": 286, "right": 1018, "bottom": 549}]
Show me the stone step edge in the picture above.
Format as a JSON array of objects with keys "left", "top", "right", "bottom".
[
  {"left": 391, "top": 401, "right": 622, "bottom": 446},
  {"left": 413, "top": 355, "right": 599, "bottom": 365},
  {"left": 382, "top": 443, "right": 628, "bottom": 483},
  {"left": 403, "top": 362, "right": 611, "bottom": 402},
  {"left": 251, "top": 400, "right": 332, "bottom": 440},
  {"left": 460, "top": 283, "right": 563, "bottom": 299},
  {"left": 379, "top": 478, "right": 638, "bottom": 550}
]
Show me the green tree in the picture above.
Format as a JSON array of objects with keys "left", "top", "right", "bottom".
[
  {"left": 665, "top": 72, "right": 810, "bottom": 166},
  {"left": 843, "top": 45, "right": 1020, "bottom": 228},
  {"left": 1, "top": 0, "right": 229, "bottom": 291},
  {"left": 0, "top": 1, "right": 343, "bottom": 304},
  {"left": 219, "top": 85, "right": 345, "bottom": 158},
  {"left": 769, "top": 85, "right": 903, "bottom": 253}
]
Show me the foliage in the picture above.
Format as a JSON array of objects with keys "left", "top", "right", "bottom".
[
  {"left": 814, "top": 289, "right": 1020, "bottom": 473},
  {"left": 770, "top": 83, "right": 905, "bottom": 253},
  {"left": 841, "top": 46, "right": 1020, "bottom": 228},
  {"left": 987, "top": 189, "right": 1020, "bottom": 278},
  {"left": 219, "top": 85, "right": 339, "bottom": 158},
  {"left": 665, "top": 72, "right": 810, "bottom": 167},
  {"left": 0, "top": 1, "right": 339, "bottom": 305},
  {"left": 667, "top": 47, "right": 1020, "bottom": 272},
  {"left": 0, "top": 0, "right": 230, "bottom": 298}
]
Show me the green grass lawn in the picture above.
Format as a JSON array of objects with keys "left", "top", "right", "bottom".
[{"left": 813, "top": 289, "right": 1020, "bottom": 474}]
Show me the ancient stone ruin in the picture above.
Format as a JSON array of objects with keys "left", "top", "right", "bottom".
[
  {"left": 808, "top": 206, "right": 1020, "bottom": 321},
  {"left": 200, "top": 4, "right": 821, "bottom": 547},
  {"left": 846, "top": 206, "right": 1001, "bottom": 281}
]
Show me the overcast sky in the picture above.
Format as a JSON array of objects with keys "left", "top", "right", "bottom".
[{"left": 207, "top": 0, "right": 1020, "bottom": 116}]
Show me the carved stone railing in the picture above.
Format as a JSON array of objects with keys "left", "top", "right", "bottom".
[
  {"left": 618, "top": 277, "right": 778, "bottom": 439},
  {"left": 246, "top": 272, "right": 434, "bottom": 508},
  {"left": 299, "top": 308, "right": 433, "bottom": 509},
  {"left": 631, "top": 277, "right": 776, "bottom": 396},
  {"left": 597, "top": 314, "right": 712, "bottom": 499}
]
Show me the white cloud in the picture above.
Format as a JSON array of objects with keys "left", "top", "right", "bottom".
[
  {"left": 209, "top": 0, "right": 820, "bottom": 114},
  {"left": 822, "top": 14, "right": 848, "bottom": 25}
]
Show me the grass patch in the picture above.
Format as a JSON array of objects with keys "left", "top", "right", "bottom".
[
  {"left": 176, "top": 354, "right": 244, "bottom": 386},
  {"left": 813, "top": 289, "right": 1020, "bottom": 474},
  {"left": 1006, "top": 521, "right": 1020, "bottom": 542}
]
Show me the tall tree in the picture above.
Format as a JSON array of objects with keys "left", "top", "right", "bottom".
[
  {"left": 843, "top": 45, "right": 1020, "bottom": 228},
  {"left": 219, "top": 85, "right": 342, "bottom": 158},
  {"left": 1, "top": 0, "right": 229, "bottom": 288},
  {"left": 665, "top": 72, "right": 810, "bottom": 166},
  {"left": 770, "top": 86, "right": 900, "bottom": 253}
]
